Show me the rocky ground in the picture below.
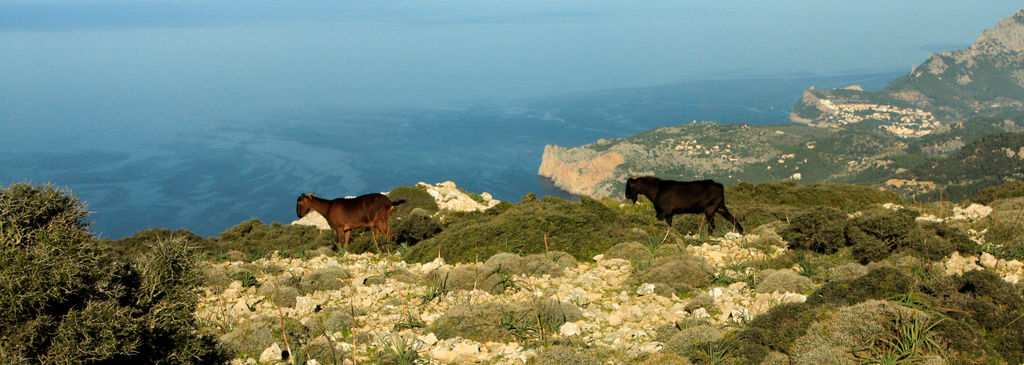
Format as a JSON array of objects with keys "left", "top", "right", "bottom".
[
  {"left": 195, "top": 219, "right": 1023, "bottom": 364},
  {"left": 193, "top": 182, "right": 1024, "bottom": 364}
]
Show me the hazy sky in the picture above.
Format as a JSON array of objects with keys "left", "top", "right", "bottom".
[{"left": 1, "top": 1, "right": 1022, "bottom": 137}]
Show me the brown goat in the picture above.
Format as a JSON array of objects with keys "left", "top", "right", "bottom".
[{"left": 296, "top": 193, "right": 405, "bottom": 249}]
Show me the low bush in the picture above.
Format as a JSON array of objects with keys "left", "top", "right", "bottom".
[
  {"left": 826, "top": 262, "right": 868, "bottom": 282},
  {"left": 484, "top": 252, "right": 564, "bottom": 278},
  {"left": 791, "top": 300, "right": 940, "bottom": 363},
  {"left": 663, "top": 325, "right": 724, "bottom": 358},
  {"left": 428, "top": 301, "right": 511, "bottom": 343},
  {"left": 683, "top": 295, "right": 716, "bottom": 313},
  {"left": 605, "top": 241, "right": 654, "bottom": 263},
  {"left": 640, "top": 255, "right": 713, "bottom": 294},
  {"left": 425, "top": 263, "right": 513, "bottom": 295},
  {"left": 258, "top": 279, "right": 300, "bottom": 308},
  {"left": 530, "top": 345, "right": 601, "bottom": 365},
  {"left": 430, "top": 298, "right": 582, "bottom": 344},
  {"left": 755, "top": 269, "right": 815, "bottom": 294},
  {"left": 218, "top": 317, "right": 277, "bottom": 358},
  {"left": 808, "top": 266, "right": 914, "bottom": 306},
  {"left": 298, "top": 266, "right": 349, "bottom": 294}
]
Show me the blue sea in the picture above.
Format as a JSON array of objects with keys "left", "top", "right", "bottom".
[{"left": 0, "top": 72, "right": 897, "bottom": 238}]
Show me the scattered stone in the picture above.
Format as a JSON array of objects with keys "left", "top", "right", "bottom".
[
  {"left": 636, "top": 283, "right": 656, "bottom": 296},
  {"left": 259, "top": 343, "right": 283, "bottom": 363},
  {"left": 980, "top": 252, "right": 998, "bottom": 268},
  {"left": 560, "top": 322, "right": 581, "bottom": 337}
]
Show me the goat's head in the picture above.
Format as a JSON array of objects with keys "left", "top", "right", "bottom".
[
  {"left": 624, "top": 177, "right": 641, "bottom": 204},
  {"left": 296, "top": 193, "right": 316, "bottom": 218}
]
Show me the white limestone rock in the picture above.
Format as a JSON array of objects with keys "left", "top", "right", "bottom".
[{"left": 259, "top": 343, "right": 283, "bottom": 363}]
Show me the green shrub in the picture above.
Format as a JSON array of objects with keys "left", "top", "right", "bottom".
[
  {"left": 914, "top": 221, "right": 980, "bottom": 259},
  {"left": 845, "top": 208, "right": 922, "bottom": 263},
  {"left": 0, "top": 183, "right": 229, "bottom": 363},
  {"left": 310, "top": 307, "right": 354, "bottom": 334},
  {"left": 232, "top": 268, "right": 259, "bottom": 288},
  {"left": 390, "top": 208, "right": 443, "bottom": 244},
  {"left": 734, "top": 302, "right": 824, "bottom": 363},
  {"left": 0, "top": 182, "right": 90, "bottom": 245},
  {"left": 201, "top": 262, "right": 233, "bottom": 291},
  {"left": 387, "top": 185, "right": 439, "bottom": 216},
  {"left": 101, "top": 228, "right": 207, "bottom": 258},
  {"left": 780, "top": 207, "right": 848, "bottom": 254},
  {"left": 348, "top": 207, "right": 444, "bottom": 255},
  {"left": 637, "top": 353, "right": 693, "bottom": 365},
  {"left": 404, "top": 196, "right": 661, "bottom": 264},
  {"left": 652, "top": 244, "right": 688, "bottom": 258}
]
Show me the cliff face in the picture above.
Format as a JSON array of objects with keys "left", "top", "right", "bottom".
[
  {"left": 538, "top": 144, "right": 625, "bottom": 197},
  {"left": 537, "top": 122, "right": 814, "bottom": 198}
]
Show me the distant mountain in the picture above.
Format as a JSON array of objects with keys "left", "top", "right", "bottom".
[
  {"left": 539, "top": 9, "right": 1024, "bottom": 199},
  {"left": 792, "top": 10, "right": 1024, "bottom": 128}
]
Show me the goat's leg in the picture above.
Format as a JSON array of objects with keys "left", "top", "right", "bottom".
[
  {"left": 704, "top": 208, "right": 717, "bottom": 236},
  {"left": 660, "top": 215, "right": 673, "bottom": 244},
  {"left": 343, "top": 230, "right": 352, "bottom": 248},
  {"left": 333, "top": 228, "right": 344, "bottom": 251},
  {"left": 717, "top": 205, "right": 744, "bottom": 234}
]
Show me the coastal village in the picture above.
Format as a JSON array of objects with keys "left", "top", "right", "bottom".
[{"left": 809, "top": 99, "right": 942, "bottom": 138}]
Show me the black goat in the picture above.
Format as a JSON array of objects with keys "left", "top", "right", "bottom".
[{"left": 625, "top": 176, "right": 743, "bottom": 235}]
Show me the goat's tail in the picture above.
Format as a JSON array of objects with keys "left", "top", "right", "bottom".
[{"left": 390, "top": 199, "right": 407, "bottom": 206}]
